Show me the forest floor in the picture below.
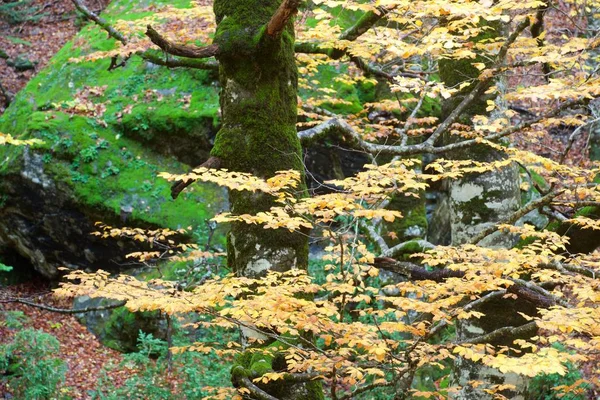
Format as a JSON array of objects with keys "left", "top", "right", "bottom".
[{"left": 0, "top": 280, "right": 130, "bottom": 399}]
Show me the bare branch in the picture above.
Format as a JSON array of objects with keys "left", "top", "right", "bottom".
[
  {"left": 510, "top": 278, "right": 567, "bottom": 308},
  {"left": 559, "top": 115, "right": 600, "bottom": 164},
  {"left": 71, "top": 0, "right": 218, "bottom": 71},
  {"left": 338, "top": 378, "right": 398, "bottom": 400},
  {"left": 375, "top": 258, "right": 560, "bottom": 308},
  {"left": 297, "top": 97, "right": 590, "bottom": 158},
  {"left": 70, "top": 0, "right": 127, "bottom": 44},
  {"left": 267, "top": 0, "right": 302, "bottom": 38},
  {"left": 373, "top": 258, "right": 464, "bottom": 282},
  {"left": 542, "top": 260, "right": 598, "bottom": 279},
  {"left": 2, "top": 298, "right": 126, "bottom": 314},
  {"left": 146, "top": 25, "right": 219, "bottom": 59}
]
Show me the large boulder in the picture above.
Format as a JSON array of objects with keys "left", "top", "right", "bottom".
[{"left": 0, "top": 0, "right": 227, "bottom": 279}]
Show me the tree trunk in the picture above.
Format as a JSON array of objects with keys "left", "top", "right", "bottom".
[
  {"left": 436, "top": 21, "right": 530, "bottom": 400},
  {"left": 209, "top": 2, "right": 321, "bottom": 399},
  {"left": 210, "top": 0, "right": 308, "bottom": 278}
]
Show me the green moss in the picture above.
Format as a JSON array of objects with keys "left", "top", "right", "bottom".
[
  {"left": 0, "top": 0, "right": 226, "bottom": 234},
  {"left": 454, "top": 189, "right": 506, "bottom": 226},
  {"left": 298, "top": 64, "right": 363, "bottom": 115},
  {"left": 380, "top": 192, "right": 428, "bottom": 245}
]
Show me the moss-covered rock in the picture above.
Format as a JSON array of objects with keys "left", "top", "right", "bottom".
[
  {"left": 0, "top": 0, "right": 226, "bottom": 278},
  {"left": 73, "top": 296, "right": 166, "bottom": 353}
]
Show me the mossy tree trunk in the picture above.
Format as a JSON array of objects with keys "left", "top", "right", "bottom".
[
  {"left": 210, "top": 0, "right": 308, "bottom": 278},
  {"left": 437, "top": 21, "right": 520, "bottom": 249},
  {"left": 437, "top": 22, "right": 529, "bottom": 400},
  {"left": 206, "top": 2, "right": 321, "bottom": 398}
]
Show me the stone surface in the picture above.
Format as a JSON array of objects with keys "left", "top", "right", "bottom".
[{"left": 0, "top": 0, "right": 227, "bottom": 278}]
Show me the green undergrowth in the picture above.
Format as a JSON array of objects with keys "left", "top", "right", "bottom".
[{"left": 92, "top": 322, "right": 235, "bottom": 399}]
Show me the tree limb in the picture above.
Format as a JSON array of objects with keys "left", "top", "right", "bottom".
[
  {"left": 70, "top": 0, "right": 127, "bottom": 44},
  {"left": 297, "top": 97, "right": 590, "bottom": 157},
  {"left": 382, "top": 239, "right": 435, "bottom": 258},
  {"left": 71, "top": 0, "right": 219, "bottom": 71},
  {"left": 171, "top": 156, "right": 222, "bottom": 199},
  {"left": 1, "top": 298, "right": 126, "bottom": 314},
  {"left": 267, "top": 0, "right": 302, "bottom": 38},
  {"left": 295, "top": 5, "right": 413, "bottom": 81},
  {"left": 373, "top": 258, "right": 464, "bottom": 282},
  {"left": 468, "top": 189, "right": 564, "bottom": 245},
  {"left": 374, "top": 258, "right": 560, "bottom": 308},
  {"left": 457, "top": 321, "right": 537, "bottom": 345},
  {"left": 340, "top": 6, "right": 395, "bottom": 42},
  {"left": 236, "top": 374, "right": 280, "bottom": 400},
  {"left": 146, "top": 25, "right": 220, "bottom": 59},
  {"left": 140, "top": 50, "right": 219, "bottom": 71}
]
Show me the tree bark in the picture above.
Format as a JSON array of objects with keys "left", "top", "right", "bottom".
[{"left": 210, "top": 0, "right": 309, "bottom": 278}]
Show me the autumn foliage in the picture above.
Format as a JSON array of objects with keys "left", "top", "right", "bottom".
[{"left": 4, "top": 0, "right": 600, "bottom": 398}]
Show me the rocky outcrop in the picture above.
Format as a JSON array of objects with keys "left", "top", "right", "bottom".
[{"left": 0, "top": 0, "right": 227, "bottom": 278}]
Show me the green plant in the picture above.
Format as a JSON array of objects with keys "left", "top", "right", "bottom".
[
  {"left": 527, "top": 362, "right": 590, "bottom": 399},
  {"left": 100, "top": 165, "right": 120, "bottom": 178},
  {"left": 0, "top": 261, "right": 12, "bottom": 273},
  {"left": 70, "top": 170, "right": 89, "bottom": 183},
  {"left": 0, "top": 0, "right": 46, "bottom": 25},
  {"left": 92, "top": 327, "right": 233, "bottom": 400},
  {"left": 0, "top": 328, "right": 67, "bottom": 400},
  {"left": 80, "top": 146, "right": 99, "bottom": 163},
  {"left": 0, "top": 311, "right": 29, "bottom": 329},
  {"left": 92, "top": 332, "right": 171, "bottom": 400}
]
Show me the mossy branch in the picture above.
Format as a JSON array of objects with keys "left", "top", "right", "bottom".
[
  {"left": 146, "top": 25, "right": 220, "bottom": 59},
  {"left": 140, "top": 50, "right": 219, "bottom": 71},
  {"left": 340, "top": 5, "right": 395, "bottom": 42}
]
